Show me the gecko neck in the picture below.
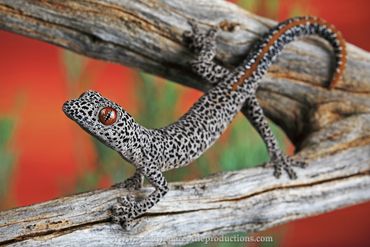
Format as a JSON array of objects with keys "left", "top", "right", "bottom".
[{"left": 117, "top": 120, "right": 148, "bottom": 165}]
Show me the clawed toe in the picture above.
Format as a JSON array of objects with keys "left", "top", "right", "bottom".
[
  {"left": 183, "top": 30, "right": 193, "bottom": 39},
  {"left": 270, "top": 154, "right": 307, "bottom": 179},
  {"left": 283, "top": 165, "right": 297, "bottom": 179},
  {"left": 187, "top": 19, "right": 199, "bottom": 33},
  {"left": 183, "top": 20, "right": 198, "bottom": 41},
  {"left": 112, "top": 177, "right": 143, "bottom": 191},
  {"left": 293, "top": 160, "right": 308, "bottom": 168},
  {"left": 207, "top": 28, "right": 217, "bottom": 37},
  {"left": 118, "top": 195, "right": 135, "bottom": 206},
  {"left": 183, "top": 20, "right": 218, "bottom": 52},
  {"left": 110, "top": 204, "right": 128, "bottom": 224},
  {"left": 110, "top": 195, "right": 137, "bottom": 228}
]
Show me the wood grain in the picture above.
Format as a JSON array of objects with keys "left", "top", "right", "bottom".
[{"left": 0, "top": 0, "right": 369, "bottom": 246}]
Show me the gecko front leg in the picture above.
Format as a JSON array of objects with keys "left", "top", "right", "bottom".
[
  {"left": 110, "top": 166, "right": 168, "bottom": 229},
  {"left": 184, "top": 21, "right": 230, "bottom": 84}
]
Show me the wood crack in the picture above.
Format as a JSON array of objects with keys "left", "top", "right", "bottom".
[
  {"left": 0, "top": 219, "right": 109, "bottom": 246},
  {"left": 215, "top": 170, "right": 370, "bottom": 203}
]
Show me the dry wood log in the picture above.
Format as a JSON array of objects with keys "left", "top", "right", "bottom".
[{"left": 0, "top": 0, "right": 369, "bottom": 246}]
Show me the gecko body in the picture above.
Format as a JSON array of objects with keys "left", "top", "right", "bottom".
[{"left": 63, "top": 16, "right": 346, "bottom": 228}]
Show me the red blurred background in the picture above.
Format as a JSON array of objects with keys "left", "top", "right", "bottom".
[{"left": 0, "top": 0, "right": 369, "bottom": 246}]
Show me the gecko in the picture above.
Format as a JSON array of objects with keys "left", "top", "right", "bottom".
[{"left": 63, "top": 16, "right": 346, "bottom": 229}]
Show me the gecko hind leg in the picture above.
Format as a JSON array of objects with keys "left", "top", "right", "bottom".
[
  {"left": 183, "top": 24, "right": 306, "bottom": 179},
  {"left": 244, "top": 94, "right": 307, "bottom": 179},
  {"left": 184, "top": 21, "right": 230, "bottom": 84}
]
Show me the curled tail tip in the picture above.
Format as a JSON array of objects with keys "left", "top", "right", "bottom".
[
  {"left": 328, "top": 80, "right": 338, "bottom": 89},
  {"left": 331, "top": 50, "right": 347, "bottom": 90},
  {"left": 328, "top": 70, "right": 345, "bottom": 89}
]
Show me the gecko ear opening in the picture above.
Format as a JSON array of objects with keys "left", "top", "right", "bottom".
[{"left": 98, "top": 107, "right": 118, "bottom": 125}]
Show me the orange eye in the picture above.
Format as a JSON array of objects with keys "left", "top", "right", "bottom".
[{"left": 98, "top": 107, "right": 117, "bottom": 125}]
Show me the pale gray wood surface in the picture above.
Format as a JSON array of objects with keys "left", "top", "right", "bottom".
[
  {"left": 0, "top": 0, "right": 369, "bottom": 246},
  {"left": 0, "top": 145, "right": 369, "bottom": 246}
]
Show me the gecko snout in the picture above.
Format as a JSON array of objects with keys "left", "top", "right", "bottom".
[
  {"left": 62, "top": 100, "right": 77, "bottom": 119},
  {"left": 62, "top": 101, "right": 71, "bottom": 113}
]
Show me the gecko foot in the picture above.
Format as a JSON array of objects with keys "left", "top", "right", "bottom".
[
  {"left": 266, "top": 154, "right": 307, "bottom": 179},
  {"left": 110, "top": 195, "right": 137, "bottom": 229},
  {"left": 183, "top": 20, "right": 217, "bottom": 52},
  {"left": 112, "top": 176, "right": 143, "bottom": 191}
]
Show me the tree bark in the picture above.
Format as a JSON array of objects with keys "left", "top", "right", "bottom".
[{"left": 0, "top": 0, "right": 369, "bottom": 246}]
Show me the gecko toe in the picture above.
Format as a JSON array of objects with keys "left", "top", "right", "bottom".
[
  {"left": 110, "top": 195, "right": 138, "bottom": 229},
  {"left": 270, "top": 154, "right": 306, "bottom": 179}
]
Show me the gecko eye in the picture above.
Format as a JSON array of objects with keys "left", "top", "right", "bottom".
[{"left": 98, "top": 107, "right": 118, "bottom": 125}]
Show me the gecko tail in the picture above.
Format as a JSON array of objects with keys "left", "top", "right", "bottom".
[
  {"left": 272, "top": 16, "right": 347, "bottom": 89},
  {"left": 300, "top": 16, "right": 346, "bottom": 88},
  {"left": 234, "top": 16, "right": 347, "bottom": 90}
]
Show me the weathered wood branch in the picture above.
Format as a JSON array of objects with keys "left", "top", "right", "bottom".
[
  {"left": 0, "top": 0, "right": 370, "bottom": 246},
  {"left": 1, "top": 149, "right": 369, "bottom": 246}
]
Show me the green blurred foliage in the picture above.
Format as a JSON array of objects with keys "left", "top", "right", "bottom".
[
  {"left": 289, "top": 4, "right": 305, "bottom": 16},
  {"left": 238, "top": 0, "right": 280, "bottom": 19},
  {"left": 0, "top": 118, "right": 16, "bottom": 199},
  {"left": 75, "top": 137, "right": 132, "bottom": 192},
  {"left": 62, "top": 50, "right": 87, "bottom": 87},
  {"left": 137, "top": 73, "right": 181, "bottom": 128}
]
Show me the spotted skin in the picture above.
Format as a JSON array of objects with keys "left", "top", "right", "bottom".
[{"left": 63, "top": 16, "right": 346, "bottom": 229}]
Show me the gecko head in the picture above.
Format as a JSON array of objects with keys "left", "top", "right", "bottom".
[{"left": 63, "top": 90, "right": 138, "bottom": 153}]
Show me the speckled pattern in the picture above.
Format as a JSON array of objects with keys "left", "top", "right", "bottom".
[{"left": 63, "top": 16, "right": 346, "bottom": 229}]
